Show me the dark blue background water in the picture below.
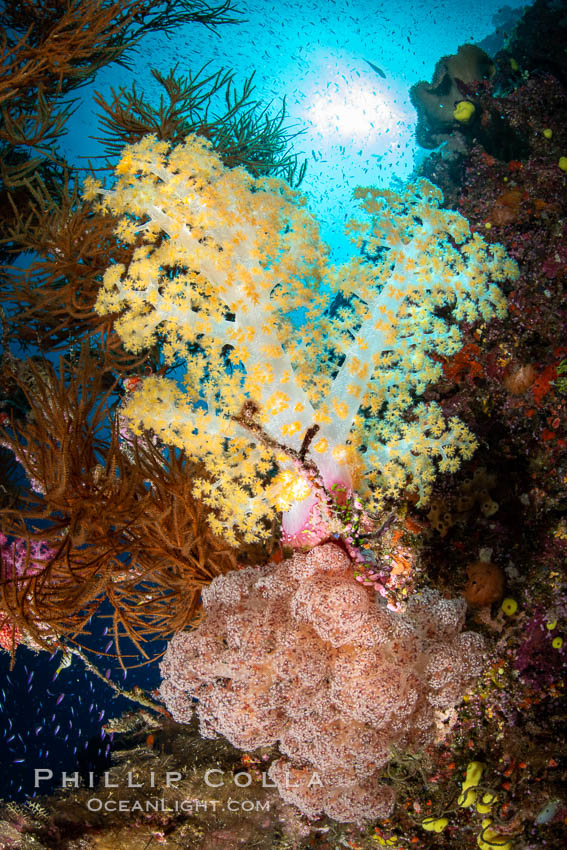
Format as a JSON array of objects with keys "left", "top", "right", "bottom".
[{"left": 0, "top": 611, "right": 164, "bottom": 799}]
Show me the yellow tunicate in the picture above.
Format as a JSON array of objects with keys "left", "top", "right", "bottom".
[
  {"left": 459, "top": 787, "right": 478, "bottom": 806},
  {"left": 546, "top": 619, "right": 558, "bottom": 630},
  {"left": 559, "top": 156, "right": 567, "bottom": 172},
  {"left": 465, "top": 761, "right": 484, "bottom": 785},
  {"left": 543, "top": 128, "right": 552, "bottom": 139},
  {"left": 552, "top": 636, "right": 563, "bottom": 650},
  {"left": 453, "top": 101, "right": 476, "bottom": 123},
  {"left": 422, "top": 817, "right": 449, "bottom": 832},
  {"left": 501, "top": 598, "right": 518, "bottom": 616},
  {"left": 476, "top": 792, "right": 498, "bottom": 814},
  {"left": 459, "top": 761, "right": 484, "bottom": 806},
  {"left": 478, "top": 821, "right": 512, "bottom": 849}
]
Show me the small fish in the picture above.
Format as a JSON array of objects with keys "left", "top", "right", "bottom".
[
  {"left": 56, "top": 694, "right": 65, "bottom": 705},
  {"left": 27, "top": 671, "right": 34, "bottom": 685},
  {"left": 104, "top": 640, "right": 113, "bottom": 653},
  {"left": 364, "top": 58, "right": 386, "bottom": 79},
  {"left": 55, "top": 651, "right": 72, "bottom": 677},
  {"left": 99, "top": 710, "right": 105, "bottom": 721},
  {"left": 13, "top": 759, "right": 24, "bottom": 763},
  {"left": 105, "top": 669, "right": 111, "bottom": 679},
  {"left": 34, "top": 726, "right": 42, "bottom": 736}
]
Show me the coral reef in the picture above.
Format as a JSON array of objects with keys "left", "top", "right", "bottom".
[
  {"left": 0, "top": 1, "right": 566, "bottom": 847},
  {"left": 405, "top": 15, "right": 567, "bottom": 848}
]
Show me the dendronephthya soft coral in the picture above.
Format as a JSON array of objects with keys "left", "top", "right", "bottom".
[
  {"left": 88, "top": 134, "right": 518, "bottom": 544},
  {"left": 160, "top": 543, "right": 486, "bottom": 822}
]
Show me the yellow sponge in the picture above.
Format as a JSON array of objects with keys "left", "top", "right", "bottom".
[{"left": 453, "top": 101, "right": 476, "bottom": 123}]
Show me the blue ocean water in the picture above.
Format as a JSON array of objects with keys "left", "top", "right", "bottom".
[
  {"left": 0, "top": 0, "right": 526, "bottom": 803},
  {"left": 60, "top": 0, "right": 527, "bottom": 258}
]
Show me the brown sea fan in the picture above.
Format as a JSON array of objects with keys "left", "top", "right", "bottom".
[{"left": 0, "top": 349, "right": 236, "bottom": 661}]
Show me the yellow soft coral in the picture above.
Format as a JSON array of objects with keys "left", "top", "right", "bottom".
[{"left": 92, "top": 134, "right": 518, "bottom": 542}]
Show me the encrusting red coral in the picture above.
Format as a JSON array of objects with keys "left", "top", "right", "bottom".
[
  {"left": 160, "top": 543, "right": 485, "bottom": 822},
  {"left": 0, "top": 617, "right": 21, "bottom": 652}
]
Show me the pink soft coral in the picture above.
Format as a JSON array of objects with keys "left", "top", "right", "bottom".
[{"left": 160, "top": 543, "right": 485, "bottom": 822}]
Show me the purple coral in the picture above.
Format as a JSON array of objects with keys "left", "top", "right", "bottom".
[
  {"left": 0, "top": 533, "right": 54, "bottom": 579},
  {"left": 514, "top": 607, "right": 567, "bottom": 688},
  {"left": 160, "top": 543, "right": 485, "bottom": 822}
]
